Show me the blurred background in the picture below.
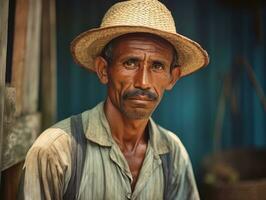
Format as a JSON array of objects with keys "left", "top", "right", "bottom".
[{"left": 0, "top": 0, "right": 266, "bottom": 199}]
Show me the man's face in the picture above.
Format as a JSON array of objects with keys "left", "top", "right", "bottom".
[{"left": 96, "top": 33, "right": 180, "bottom": 119}]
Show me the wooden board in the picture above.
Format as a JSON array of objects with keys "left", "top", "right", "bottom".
[
  {"left": 11, "top": 0, "right": 42, "bottom": 116},
  {"left": 0, "top": 0, "right": 10, "bottom": 183},
  {"left": 41, "top": 0, "right": 57, "bottom": 129},
  {"left": 1, "top": 162, "right": 24, "bottom": 200},
  {"left": 23, "top": 0, "right": 42, "bottom": 114},
  {"left": 2, "top": 87, "right": 40, "bottom": 170},
  {"left": 2, "top": 112, "right": 41, "bottom": 171},
  {"left": 10, "top": 0, "right": 29, "bottom": 116}
]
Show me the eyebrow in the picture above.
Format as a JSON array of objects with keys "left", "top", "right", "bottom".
[
  {"left": 119, "top": 55, "right": 142, "bottom": 62},
  {"left": 120, "top": 54, "right": 170, "bottom": 65},
  {"left": 151, "top": 58, "right": 170, "bottom": 67}
]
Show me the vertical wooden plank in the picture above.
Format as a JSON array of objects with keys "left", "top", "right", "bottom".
[
  {"left": 10, "top": 0, "right": 29, "bottom": 116},
  {"left": 11, "top": 0, "right": 42, "bottom": 116},
  {"left": 0, "top": 0, "right": 10, "bottom": 184},
  {"left": 23, "top": 0, "right": 42, "bottom": 114},
  {"left": 41, "top": 0, "right": 57, "bottom": 129},
  {"left": 1, "top": 162, "right": 23, "bottom": 200}
]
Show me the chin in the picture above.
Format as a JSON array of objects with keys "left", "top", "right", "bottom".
[
  {"left": 121, "top": 107, "right": 153, "bottom": 120},
  {"left": 118, "top": 99, "right": 159, "bottom": 120}
]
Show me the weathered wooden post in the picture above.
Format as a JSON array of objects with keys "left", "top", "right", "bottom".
[{"left": 0, "top": 0, "right": 10, "bottom": 185}]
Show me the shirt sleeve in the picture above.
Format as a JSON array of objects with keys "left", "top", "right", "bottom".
[{"left": 18, "top": 128, "right": 72, "bottom": 200}]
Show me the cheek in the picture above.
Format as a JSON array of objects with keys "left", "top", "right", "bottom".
[
  {"left": 107, "top": 71, "right": 133, "bottom": 98},
  {"left": 152, "top": 73, "right": 171, "bottom": 95}
]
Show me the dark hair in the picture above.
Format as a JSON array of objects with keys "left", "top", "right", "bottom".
[{"left": 101, "top": 35, "right": 179, "bottom": 70}]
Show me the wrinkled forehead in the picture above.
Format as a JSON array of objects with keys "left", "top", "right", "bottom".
[{"left": 108, "top": 32, "right": 175, "bottom": 54}]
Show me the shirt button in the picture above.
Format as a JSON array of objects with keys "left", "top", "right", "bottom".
[{"left": 126, "top": 193, "right": 132, "bottom": 199}]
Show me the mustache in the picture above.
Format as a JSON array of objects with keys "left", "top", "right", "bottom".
[{"left": 123, "top": 88, "right": 158, "bottom": 101}]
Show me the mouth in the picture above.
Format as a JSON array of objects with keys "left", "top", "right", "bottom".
[{"left": 127, "top": 95, "right": 154, "bottom": 101}]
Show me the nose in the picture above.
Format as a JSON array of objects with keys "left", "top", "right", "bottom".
[{"left": 134, "top": 64, "right": 151, "bottom": 90}]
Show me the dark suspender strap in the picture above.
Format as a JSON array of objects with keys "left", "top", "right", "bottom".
[
  {"left": 17, "top": 169, "right": 25, "bottom": 200},
  {"left": 160, "top": 153, "right": 172, "bottom": 200},
  {"left": 64, "top": 114, "right": 87, "bottom": 200}
]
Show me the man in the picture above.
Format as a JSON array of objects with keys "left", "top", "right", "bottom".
[{"left": 20, "top": 0, "right": 209, "bottom": 199}]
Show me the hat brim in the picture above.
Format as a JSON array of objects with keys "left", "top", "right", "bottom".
[{"left": 71, "top": 26, "right": 209, "bottom": 77}]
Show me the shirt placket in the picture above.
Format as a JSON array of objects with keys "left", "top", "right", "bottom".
[
  {"left": 131, "top": 145, "right": 162, "bottom": 200},
  {"left": 109, "top": 144, "right": 134, "bottom": 199}
]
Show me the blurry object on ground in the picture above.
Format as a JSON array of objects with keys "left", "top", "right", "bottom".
[
  {"left": 204, "top": 161, "right": 239, "bottom": 185},
  {"left": 202, "top": 149, "right": 266, "bottom": 200}
]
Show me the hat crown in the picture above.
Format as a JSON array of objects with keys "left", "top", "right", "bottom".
[{"left": 101, "top": 0, "right": 176, "bottom": 33}]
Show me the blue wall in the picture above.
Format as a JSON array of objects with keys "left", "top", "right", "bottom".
[{"left": 56, "top": 0, "right": 266, "bottom": 175}]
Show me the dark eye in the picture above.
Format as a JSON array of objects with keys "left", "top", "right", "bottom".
[
  {"left": 123, "top": 58, "right": 139, "bottom": 69},
  {"left": 152, "top": 62, "right": 164, "bottom": 71}
]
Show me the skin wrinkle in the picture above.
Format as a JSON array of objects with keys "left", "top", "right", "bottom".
[
  {"left": 107, "top": 35, "right": 177, "bottom": 119},
  {"left": 101, "top": 33, "right": 179, "bottom": 70},
  {"left": 94, "top": 33, "right": 181, "bottom": 190}
]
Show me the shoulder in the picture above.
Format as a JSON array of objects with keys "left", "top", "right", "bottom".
[
  {"left": 24, "top": 127, "right": 72, "bottom": 167},
  {"left": 25, "top": 108, "right": 91, "bottom": 165},
  {"left": 160, "top": 125, "right": 188, "bottom": 156},
  {"left": 51, "top": 108, "right": 91, "bottom": 135},
  {"left": 28, "top": 116, "right": 73, "bottom": 154},
  {"left": 152, "top": 121, "right": 191, "bottom": 169}
]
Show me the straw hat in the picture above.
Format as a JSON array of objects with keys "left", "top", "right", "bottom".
[{"left": 71, "top": 0, "right": 209, "bottom": 77}]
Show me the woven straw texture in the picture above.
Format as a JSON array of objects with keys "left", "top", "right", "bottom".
[{"left": 71, "top": 0, "right": 209, "bottom": 77}]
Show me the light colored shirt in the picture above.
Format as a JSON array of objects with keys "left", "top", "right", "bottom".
[{"left": 22, "top": 102, "right": 200, "bottom": 200}]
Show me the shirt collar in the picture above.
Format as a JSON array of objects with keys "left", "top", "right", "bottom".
[{"left": 85, "top": 101, "right": 170, "bottom": 154}]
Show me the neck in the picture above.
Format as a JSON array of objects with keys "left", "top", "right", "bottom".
[{"left": 104, "top": 98, "right": 149, "bottom": 151}]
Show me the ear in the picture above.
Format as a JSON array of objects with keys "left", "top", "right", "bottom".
[
  {"left": 165, "top": 67, "right": 181, "bottom": 90},
  {"left": 94, "top": 56, "right": 108, "bottom": 84}
]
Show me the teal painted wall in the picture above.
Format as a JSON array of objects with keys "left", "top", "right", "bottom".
[{"left": 56, "top": 0, "right": 266, "bottom": 176}]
